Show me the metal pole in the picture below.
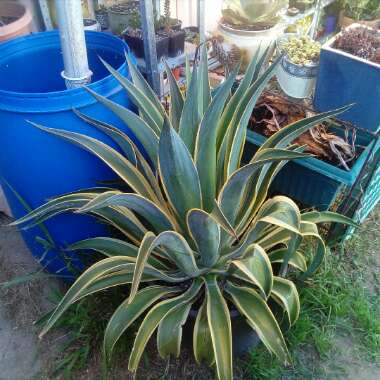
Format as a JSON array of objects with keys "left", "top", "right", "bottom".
[
  {"left": 197, "top": 0, "right": 206, "bottom": 43},
  {"left": 140, "top": 0, "right": 161, "bottom": 95},
  {"left": 38, "top": 0, "right": 53, "bottom": 30},
  {"left": 55, "top": 0, "right": 92, "bottom": 89},
  {"left": 309, "top": 0, "right": 323, "bottom": 39},
  {"left": 87, "top": 0, "right": 96, "bottom": 19}
]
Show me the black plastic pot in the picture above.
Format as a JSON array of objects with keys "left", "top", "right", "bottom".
[
  {"left": 95, "top": 9, "right": 109, "bottom": 30},
  {"left": 184, "top": 309, "right": 261, "bottom": 357},
  {"left": 123, "top": 32, "right": 169, "bottom": 60},
  {"left": 168, "top": 29, "right": 185, "bottom": 57}
]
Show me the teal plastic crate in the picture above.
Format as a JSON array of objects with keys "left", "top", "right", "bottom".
[
  {"left": 244, "top": 125, "right": 379, "bottom": 211},
  {"left": 334, "top": 138, "right": 380, "bottom": 239}
]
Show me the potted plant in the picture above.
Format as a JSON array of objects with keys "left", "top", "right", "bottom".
[
  {"left": 95, "top": 5, "right": 109, "bottom": 30},
  {"left": 276, "top": 34, "right": 321, "bottom": 98},
  {"left": 0, "top": 1, "right": 32, "bottom": 42},
  {"left": 339, "top": 0, "right": 380, "bottom": 29},
  {"left": 122, "top": 5, "right": 169, "bottom": 60},
  {"left": 157, "top": 0, "right": 186, "bottom": 57},
  {"left": 13, "top": 47, "right": 355, "bottom": 379},
  {"left": 217, "top": 0, "right": 287, "bottom": 68},
  {"left": 244, "top": 91, "right": 380, "bottom": 211},
  {"left": 314, "top": 24, "right": 380, "bottom": 132},
  {"left": 108, "top": 1, "right": 140, "bottom": 35}
]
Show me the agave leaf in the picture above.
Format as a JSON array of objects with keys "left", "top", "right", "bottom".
[
  {"left": 159, "top": 120, "right": 202, "bottom": 223},
  {"left": 259, "top": 105, "right": 352, "bottom": 151},
  {"left": 72, "top": 108, "right": 137, "bottom": 165},
  {"left": 195, "top": 68, "right": 238, "bottom": 212},
  {"left": 68, "top": 237, "right": 168, "bottom": 270},
  {"left": 225, "top": 281, "right": 290, "bottom": 364},
  {"left": 92, "top": 205, "right": 148, "bottom": 244},
  {"left": 100, "top": 56, "right": 164, "bottom": 133},
  {"left": 219, "top": 150, "right": 309, "bottom": 226},
  {"left": 9, "top": 192, "right": 99, "bottom": 228},
  {"left": 187, "top": 209, "right": 221, "bottom": 268},
  {"left": 210, "top": 200, "right": 238, "bottom": 239},
  {"left": 204, "top": 274, "right": 232, "bottom": 380},
  {"left": 29, "top": 123, "right": 159, "bottom": 202},
  {"left": 78, "top": 192, "right": 177, "bottom": 233},
  {"left": 252, "top": 43, "right": 273, "bottom": 83},
  {"left": 256, "top": 227, "right": 291, "bottom": 250},
  {"left": 39, "top": 257, "right": 140, "bottom": 337},
  {"left": 269, "top": 248, "right": 307, "bottom": 272},
  {"left": 157, "top": 302, "right": 192, "bottom": 358},
  {"left": 130, "top": 232, "right": 157, "bottom": 303},
  {"left": 299, "top": 221, "right": 327, "bottom": 279},
  {"left": 147, "top": 231, "right": 200, "bottom": 276},
  {"left": 223, "top": 55, "right": 282, "bottom": 178},
  {"left": 301, "top": 211, "right": 358, "bottom": 226},
  {"left": 164, "top": 61, "right": 184, "bottom": 131},
  {"left": 179, "top": 65, "right": 200, "bottom": 155},
  {"left": 256, "top": 196, "right": 301, "bottom": 234},
  {"left": 125, "top": 54, "right": 166, "bottom": 119},
  {"left": 271, "top": 277, "right": 300, "bottom": 326},
  {"left": 73, "top": 270, "right": 155, "bottom": 303},
  {"left": 104, "top": 285, "right": 180, "bottom": 362},
  {"left": 83, "top": 87, "right": 159, "bottom": 166},
  {"left": 237, "top": 146, "right": 306, "bottom": 232},
  {"left": 216, "top": 48, "right": 260, "bottom": 150},
  {"left": 193, "top": 298, "right": 214, "bottom": 366},
  {"left": 128, "top": 279, "right": 202, "bottom": 371},
  {"left": 198, "top": 44, "right": 211, "bottom": 116},
  {"left": 231, "top": 244, "right": 273, "bottom": 298}
]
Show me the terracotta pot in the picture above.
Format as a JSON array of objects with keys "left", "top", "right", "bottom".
[
  {"left": 0, "top": 1, "right": 32, "bottom": 42},
  {"left": 339, "top": 11, "right": 380, "bottom": 30}
]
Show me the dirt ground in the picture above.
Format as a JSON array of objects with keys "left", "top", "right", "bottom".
[{"left": 0, "top": 208, "right": 379, "bottom": 380}]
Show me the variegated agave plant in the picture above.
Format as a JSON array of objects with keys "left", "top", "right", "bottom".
[{"left": 13, "top": 47, "right": 354, "bottom": 379}]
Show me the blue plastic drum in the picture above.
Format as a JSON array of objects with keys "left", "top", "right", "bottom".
[{"left": 0, "top": 31, "right": 135, "bottom": 276}]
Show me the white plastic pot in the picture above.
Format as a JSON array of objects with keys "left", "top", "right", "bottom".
[
  {"left": 276, "top": 55, "right": 318, "bottom": 99},
  {"left": 217, "top": 21, "right": 286, "bottom": 67}
]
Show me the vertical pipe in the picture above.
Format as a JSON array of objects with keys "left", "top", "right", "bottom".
[
  {"left": 310, "top": 0, "right": 323, "bottom": 39},
  {"left": 38, "top": 0, "right": 53, "bottom": 30},
  {"left": 55, "top": 0, "right": 92, "bottom": 89},
  {"left": 140, "top": 0, "right": 161, "bottom": 95},
  {"left": 87, "top": 0, "right": 96, "bottom": 19},
  {"left": 197, "top": 0, "right": 205, "bottom": 43}
]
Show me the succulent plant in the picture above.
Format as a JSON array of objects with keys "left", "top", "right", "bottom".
[
  {"left": 13, "top": 47, "right": 354, "bottom": 379},
  {"left": 281, "top": 35, "right": 321, "bottom": 65}
]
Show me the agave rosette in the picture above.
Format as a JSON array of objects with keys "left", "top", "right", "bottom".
[{"left": 12, "top": 46, "right": 355, "bottom": 379}]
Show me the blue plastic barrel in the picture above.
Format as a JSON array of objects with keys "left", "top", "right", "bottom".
[{"left": 0, "top": 31, "right": 135, "bottom": 277}]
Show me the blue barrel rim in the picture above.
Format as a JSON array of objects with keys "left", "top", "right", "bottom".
[{"left": 0, "top": 30, "right": 131, "bottom": 113}]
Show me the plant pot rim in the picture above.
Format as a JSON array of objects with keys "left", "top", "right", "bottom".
[
  {"left": 0, "top": 1, "right": 32, "bottom": 38},
  {"left": 322, "top": 23, "right": 380, "bottom": 70},
  {"left": 218, "top": 20, "right": 284, "bottom": 36}
]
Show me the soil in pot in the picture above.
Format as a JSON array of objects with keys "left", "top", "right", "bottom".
[
  {"left": 123, "top": 28, "right": 169, "bottom": 59},
  {"left": 248, "top": 91, "right": 364, "bottom": 170},
  {"left": 332, "top": 26, "right": 380, "bottom": 64},
  {"left": 220, "top": 18, "right": 278, "bottom": 31}
]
